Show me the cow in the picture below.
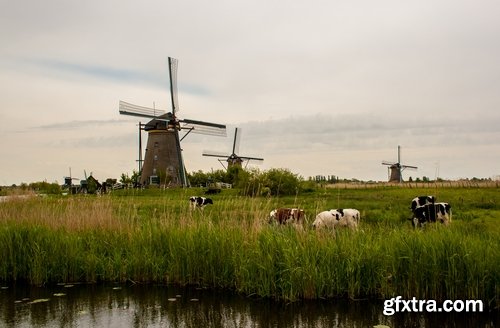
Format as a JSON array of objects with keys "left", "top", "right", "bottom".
[
  {"left": 189, "top": 196, "right": 213, "bottom": 210},
  {"left": 410, "top": 196, "right": 436, "bottom": 212},
  {"left": 411, "top": 202, "right": 452, "bottom": 227},
  {"left": 312, "top": 208, "right": 360, "bottom": 230},
  {"left": 311, "top": 210, "right": 337, "bottom": 229},
  {"left": 269, "top": 208, "right": 305, "bottom": 225}
]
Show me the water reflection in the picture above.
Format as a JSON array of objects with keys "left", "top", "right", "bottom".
[{"left": 0, "top": 284, "right": 496, "bottom": 327}]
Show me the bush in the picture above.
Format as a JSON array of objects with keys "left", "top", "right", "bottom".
[
  {"left": 263, "top": 168, "right": 303, "bottom": 196},
  {"left": 28, "top": 181, "right": 61, "bottom": 194},
  {"left": 240, "top": 168, "right": 303, "bottom": 196},
  {"left": 187, "top": 167, "right": 303, "bottom": 196}
]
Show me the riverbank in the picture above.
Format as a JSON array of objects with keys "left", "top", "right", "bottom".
[{"left": 0, "top": 187, "right": 498, "bottom": 309}]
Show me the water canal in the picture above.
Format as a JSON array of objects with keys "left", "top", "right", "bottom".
[{"left": 0, "top": 284, "right": 496, "bottom": 327}]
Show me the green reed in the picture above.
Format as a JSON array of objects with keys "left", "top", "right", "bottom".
[{"left": 0, "top": 187, "right": 498, "bottom": 308}]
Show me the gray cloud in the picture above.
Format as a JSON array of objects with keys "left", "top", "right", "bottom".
[
  {"left": 35, "top": 119, "right": 130, "bottom": 130},
  {"left": 237, "top": 113, "right": 500, "bottom": 154},
  {"left": 1, "top": 0, "right": 499, "bottom": 184},
  {"left": 49, "top": 134, "right": 136, "bottom": 149}
]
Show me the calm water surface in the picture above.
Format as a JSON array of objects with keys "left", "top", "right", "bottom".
[{"left": 0, "top": 284, "right": 496, "bottom": 327}]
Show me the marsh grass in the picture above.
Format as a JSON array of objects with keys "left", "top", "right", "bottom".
[{"left": 0, "top": 187, "right": 498, "bottom": 308}]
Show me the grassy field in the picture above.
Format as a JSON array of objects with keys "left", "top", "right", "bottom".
[{"left": 0, "top": 186, "right": 498, "bottom": 308}]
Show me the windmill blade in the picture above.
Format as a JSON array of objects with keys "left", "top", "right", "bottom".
[
  {"left": 119, "top": 101, "right": 166, "bottom": 119},
  {"left": 202, "top": 151, "right": 231, "bottom": 158},
  {"left": 180, "top": 118, "right": 226, "bottom": 137},
  {"left": 240, "top": 156, "right": 264, "bottom": 163},
  {"left": 381, "top": 161, "right": 396, "bottom": 166},
  {"left": 233, "top": 128, "right": 241, "bottom": 155},
  {"left": 402, "top": 165, "right": 418, "bottom": 170},
  {"left": 168, "top": 57, "right": 179, "bottom": 115}
]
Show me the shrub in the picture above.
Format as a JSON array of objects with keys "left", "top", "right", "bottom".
[
  {"left": 240, "top": 168, "right": 303, "bottom": 196},
  {"left": 28, "top": 181, "right": 61, "bottom": 194}
]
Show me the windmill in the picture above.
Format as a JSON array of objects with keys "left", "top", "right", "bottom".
[
  {"left": 381, "top": 145, "right": 417, "bottom": 182},
  {"left": 63, "top": 167, "right": 79, "bottom": 190},
  {"left": 119, "top": 57, "right": 227, "bottom": 187},
  {"left": 202, "top": 127, "right": 264, "bottom": 170}
]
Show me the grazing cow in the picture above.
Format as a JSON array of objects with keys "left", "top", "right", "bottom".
[
  {"left": 411, "top": 202, "right": 452, "bottom": 227},
  {"left": 312, "top": 208, "right": 360, "bottom": 230},
  {"left": 410, "top": 196, "right": 436, "bottom": 212},
  {"left": 290, "top": 208, "right": 305, "bottom": 225},
  {"left": 189, "top": 196, "right": 213, "bottom": 210},
  {"left": 312, "top": 210, "right": 337, "bottom": 229},
  {"left": 269, "top": 208, "right": 305, "bottom": 225}
]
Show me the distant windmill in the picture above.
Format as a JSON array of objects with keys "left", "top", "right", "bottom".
[
  {"left": 203, "top": 127, "right": 264, "bottom": 170},
  {"left": 119, "top": 57, "right": 227, "bottom": 187},
  {"left": 381, "top": 145, "right": 417, "bottom": 182}
]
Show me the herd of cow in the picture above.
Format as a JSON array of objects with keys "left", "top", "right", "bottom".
[
  {"left": 409, "top": 195, "right": 452, "bottom": 227},
  {"left": 189, "top": 195, "right": 452, "bottom": 230}
]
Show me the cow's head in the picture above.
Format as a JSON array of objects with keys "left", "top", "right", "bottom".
[
  {"left": 409, "top": 216, "right": 420, "bottom": 228},
  {"left": 436, "top": 203, "right": 451, "bottom": 225}
]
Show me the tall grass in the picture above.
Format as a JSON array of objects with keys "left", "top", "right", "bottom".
[{"left": 0, "top": 187, "right": 498, "bottom": 309}]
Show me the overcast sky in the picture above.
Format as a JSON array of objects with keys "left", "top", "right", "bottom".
[{"left": 1, "top": 0, "right": 499, "bottom": 185}]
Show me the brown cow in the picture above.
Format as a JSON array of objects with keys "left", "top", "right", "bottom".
[{"left": 268, "top": 208, "right": 305, "bottom": 225}]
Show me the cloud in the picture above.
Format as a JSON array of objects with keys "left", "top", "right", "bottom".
[
  {"left": 34, "top": 119, "right": 129, "bottom": 131},
  {"left": 35, "top": 59, "right": 161, "bottom": 84},
  {"left": 178, "top": 111, "right": 500, "bottom": 181},
  {"left": 1, "top": 0, "right": 500, "bottom": 184},
  {"left": 51, "top": 135, "right": 136, "bottom": 149},
  {"left": 236, "top": 113, "right": 500, "bottom": 155},
  {"left": 20, "top": 58, "right": 212, "bottom": 96}
]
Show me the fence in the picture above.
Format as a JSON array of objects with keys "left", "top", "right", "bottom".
[{"left": 324, "top": 180, "right": 499, "bottom": 189}]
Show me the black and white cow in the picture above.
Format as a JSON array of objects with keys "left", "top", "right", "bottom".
[
  {"left": 189, "top": 196, "right": 213, "bottom": 210},
  {"left": 410, "top": 195, "right": 436, "bottom": 212},
  {"left": 312, "top": 208, "right": 360, "bottom": 230},
  {"left": 411, "top": 202, "right": 452, "bottom": 227}
]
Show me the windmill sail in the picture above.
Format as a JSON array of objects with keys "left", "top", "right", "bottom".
[
  {"left": 238, "top": 156, "right": 264, "bottom": 162},
  {"left": 168, "top": 57, "right": 179, "bottom": 115},
  {"left": 203, "top": 127, "right": 263, "bottom": 169},
  {"left": 119, "top": 101, "right": 166, "bottom": 119},
  {"left": 232, "top": 127, "right": 241, "bottom": 155},
  {"left": 202, "top": 151, "right": 232, "bottom": 158},
  {"left": 181, "top": 118, "right": 227, "bottom": 136}
]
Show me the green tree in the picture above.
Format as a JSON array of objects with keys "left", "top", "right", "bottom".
[
  {"left": 188, "top": 170, "right": 209, "bottom": 187},
  {"left": 120, "top": 170, "right": 140, "bottom": 185},
  {"left": 263, "top": 168, "right": 303, "bottom": 196},
  {"left": 240, "top": 168, "right": 303, "bottom": 196}
]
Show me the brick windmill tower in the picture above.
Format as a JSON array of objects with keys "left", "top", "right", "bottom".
[{"left": 119, "top": 57, "right": 226, "bottom": 187}]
